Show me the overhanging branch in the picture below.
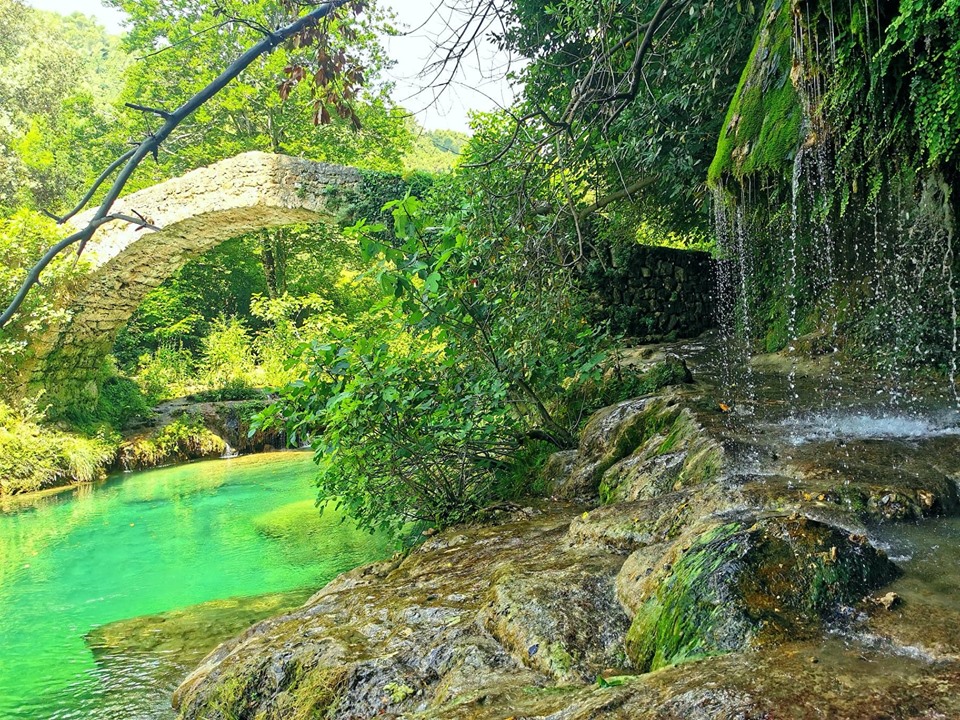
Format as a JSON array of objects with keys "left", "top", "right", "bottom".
[{"left": 578, "top": 176, "right": 658, "bottom": 222}]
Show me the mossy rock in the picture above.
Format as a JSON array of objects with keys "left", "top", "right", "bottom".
[
  {"left": 480, "top": 552, "right": 632, "bottom": 683},
  {"left": 624, "top": 516, "right": 900, "bottom": 672},
  {"left": 568, "top": 490, "right": 707, "bottom": 555},
  {"left": 707, "top": 0, "right": 803, "bottom": 186},
  {"left": 555, "top": 397, "right": 670, "bottom": 499},
  {"left": 599, "top": 407, "right": 724, "bottom": 504}
]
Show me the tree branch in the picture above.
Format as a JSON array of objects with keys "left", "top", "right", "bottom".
[
  {"left": 0, "top": 214, "right": 161, "bottom": 328},
  {"left": 124, "top": 102, "right": 173, "bottom": 120},
  {"left": 577, "top": 176, "right": 658, "bottom": 222},
  {"left": 0, "top": 0, "right": 352, "bottom": 330}
]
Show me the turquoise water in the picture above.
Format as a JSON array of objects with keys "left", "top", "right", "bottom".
[{"left": 0, "top": 452, "right": 392, "bottom": 719}]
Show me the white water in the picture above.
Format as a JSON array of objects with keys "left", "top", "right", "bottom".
[{"left": 781, "top": 411, "right": 960, "bottom": 444}]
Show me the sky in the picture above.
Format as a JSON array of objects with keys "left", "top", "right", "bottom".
[{"left": 25, "top": 0, "right": 517, "bottom": 133}]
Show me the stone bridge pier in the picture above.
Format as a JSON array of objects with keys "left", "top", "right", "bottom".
[{"left": 26, "top": 152, "right": 361, "bottom": 407}]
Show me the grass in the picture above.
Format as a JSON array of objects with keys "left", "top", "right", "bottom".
[
  {"left": 0, "top": 397, "right": 118, "bottom": 495},
  {"left": 119, "top": 411, "right": 226, "bottom": 471}
]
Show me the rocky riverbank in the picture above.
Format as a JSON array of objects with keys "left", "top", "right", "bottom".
[
  {"left": 172, "top": 342, "right": 960, "bottom": 719},
  {"left": 117, "top": 397, "right": 285, "bottom": 471}
]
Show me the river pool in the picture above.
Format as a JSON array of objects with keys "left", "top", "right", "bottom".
[{"left": 0, "top": 452, "right": 392, "bottom": 719}]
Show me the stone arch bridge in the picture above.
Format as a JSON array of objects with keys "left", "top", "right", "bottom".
[{"left": 27, "top": 152, "right": 361, "bottom": 406}]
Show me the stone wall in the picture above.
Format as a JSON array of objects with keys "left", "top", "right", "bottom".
[{"left": 583, "top": 243, "right": 716, "bottom": 341}]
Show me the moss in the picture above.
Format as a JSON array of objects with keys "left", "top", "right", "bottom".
[
  {"left": 0, "top": 398, "right": 118, "bottom": 495},
  {"left": 708, "top": 0, "right": 803, "bottom": 186},
  {"left": 625, "top": 517, "right": 900, "bottom": 673},
  {"left": 596, "top": 402, "right": 683, "bottom": 503},
  {"left": 678, "top": 442, "right": 723, "bottom": 487},
  {"left": 625, "top": 523, "right": 744, "bottom": 672},
  {"left": 546, "top": 643, "right": 576, "bottom": 676},
  {"left": 200, "top": 672, "right": 260, "bottom": 720},
  {"left": 193, "top": 660, "right": 349, "bottom": 720},
  {"left": 285, "top": 666, "right": 350, "bottom": 720},
  {"left": 599, "top": 404, "right": 723, "bottom": 504}
]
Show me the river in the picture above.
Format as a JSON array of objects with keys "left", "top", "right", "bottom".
[{"left": 0, "top": 452, "right": 392, "bottom": 719}]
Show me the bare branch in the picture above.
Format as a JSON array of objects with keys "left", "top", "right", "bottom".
[
  {"left": 42, "top": 149, "right": 137, "bottom": 225},
  {"left": 578, "top": 176, "right": 658, "bottom": 222},
  {"left": 124, "top": 102, "right": 173, "bottom": 120},
  {"left": 0, "top": 214, "right": 161, "bottom": 328}
]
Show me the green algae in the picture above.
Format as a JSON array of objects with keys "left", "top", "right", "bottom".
[
  {"left": 599, "top": 405, "right": 722, "bottom": 505},
  {"left": 625, "top": 517, "right": 900, "bottom": 673},
  {"left": 625, "top": 523, "right": 744, "bottom": 672}
]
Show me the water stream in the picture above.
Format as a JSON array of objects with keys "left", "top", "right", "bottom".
[{"left": 0, "top": 452, "right": 393, "bottom": 720}]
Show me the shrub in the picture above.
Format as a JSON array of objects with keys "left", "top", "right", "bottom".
[
  {"left": 94, "top": 375, "right": 152, "bottom": 428},
  {"left": 0, "top": 397, "right": 117, "bottom": 495},
  {"left": 255, "top": 332, "right": 541, "bottom": 536},
  {"left": 200, "top": 317, "right": 256, "bottom": 389},
  {"left": 136, "top": 344, "right": 195, "bottom": 404}
]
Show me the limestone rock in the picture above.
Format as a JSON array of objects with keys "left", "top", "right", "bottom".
[{"left": 622, "top": 516, "right": 901, "bottom": 672}]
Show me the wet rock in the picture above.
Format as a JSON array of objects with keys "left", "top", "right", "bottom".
[
  {"left": 479, "top": 551, "right": 631, "bottom": 682},
  {"left": 622, "top": 516, "right": 901, "bottom": 672},
  {"left": 541, "top": 450, "right": 578, "bottom": 496},
  {"left": 599, "top": 406, "right": 723, "bottom": 504},
  {"left": 173, "top": 362, "right": 960, "bottom": 720},
  {"left": 559, "top": 397, "right": 663, "bottom": 498},
  {"left": 771, "top": 437, "right": 960, "bottom": 521},
  {"left": 567, "top": 491, "right": 700, "bottom": 554},
  {"left": 174, "top": 511, "right": 626, "bottom": 719}
]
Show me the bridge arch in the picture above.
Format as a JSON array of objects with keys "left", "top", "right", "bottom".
[{"left": 28, "top": 152, "right": 361, "bottom": 406}]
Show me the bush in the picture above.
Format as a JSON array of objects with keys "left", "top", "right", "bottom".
[
  {"left": 94, "top": 375, "right": 152, "bottom": 428},
  {"left": 200, "top": 317, "right": 256, "bottom": 389},
  {"left": 255, "top": 333, "right": 539, "bottom": 536},
  {"left": 0, "top": 397, "right": 117, "bottom": 495},
  {"left": 136, "top": 344, "right": 195, "bottom": 404},
  {"left": 190, "top": 381, "right": 265, "bottom": 403}
]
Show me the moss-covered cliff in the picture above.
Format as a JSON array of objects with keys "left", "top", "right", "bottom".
[{"left": 707, "top": 0, "right": 803, "bottom": 187}]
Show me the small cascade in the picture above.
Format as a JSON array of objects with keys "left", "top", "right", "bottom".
[
  {"left": 733, "top": 203, "right": 755, "bottom": 404},
  {"left": 710, "top": 0, "right": 960, "bottom": 416},
  {"left": 711, "top": 188, "right": 755, "bottom": 407},
  {"left": 711, "top": 191, "right": 738, "bottom": 395},
  {"left": 786, "top": 143, "right": 805, "bottom": 405},
  {"left": 221, "top": 443, "right": 239, "bottom": 459}
]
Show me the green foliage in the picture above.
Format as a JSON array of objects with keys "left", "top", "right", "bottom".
[
  {"left": 0, "top": 209, "right": 96, "bottom": 390},
  {"left": 104, "top": 0, "right": 408, "bottom": 187},
  {"left": 119, "top": 412, "right": 226, "bottom": 471},
  {"left": 403, "top": 124, "right": 469, "bottom": 173},
  {"left": 257, "top": 330, "right": 529, "bottom": 536},
  {"left": 0, "top": 396, "right": 117, "bottom": 495},
  {"left": 135, "top": 345, "right": 195, "bottom": 405},
  {"left": 94, "top": 376, "right": 152, "bottom": 429},
  {"left": 257, "top": 186, "right": 621, "bottom": 533},
  {"left": 200, "top": 317, "right": 257, "bottom": 389},
  {"left": 58, "top": 373, "right": 153, "bottom": 432},
  {"left": 0, "top": 8, "right": 126, "bottom": 213}
]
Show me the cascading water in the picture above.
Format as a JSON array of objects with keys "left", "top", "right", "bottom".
[{"left": 711, "top": 0, "right": 960, "bottom": 418}]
